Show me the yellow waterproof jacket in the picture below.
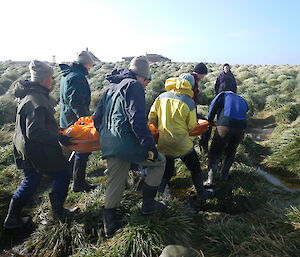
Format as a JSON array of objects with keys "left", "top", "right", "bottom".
[{"left": 148, "top": 78, "right": 197, "bottom": 157}]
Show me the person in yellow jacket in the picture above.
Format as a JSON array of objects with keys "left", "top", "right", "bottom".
[{"left": 148, "top": 73, "right": 214, "bottom": 201}]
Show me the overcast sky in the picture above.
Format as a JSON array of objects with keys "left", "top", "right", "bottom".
[{"left": 1, "top": 0, "right": 299, "bottom": 64}]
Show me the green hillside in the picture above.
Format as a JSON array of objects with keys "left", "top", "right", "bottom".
[{"left": 0, "top": 61, "right": 299, "bottom": 256}]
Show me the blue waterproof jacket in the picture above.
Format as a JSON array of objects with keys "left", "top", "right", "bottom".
[
  {"left": 208, "top": 91, "right": 248, "bottom": 129},
  {"left": 93, "top": 69, "right": 156, "bottom": 163},
  {"left": 59, "top": 62, "right": 91, "bottom": 129}
]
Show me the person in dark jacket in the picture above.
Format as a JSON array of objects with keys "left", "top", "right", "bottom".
[
  {"left": 214, "top": 63, "right": 237, "bottom": 95},
  {"left": 190, "top": 63, "right": 212, "bottom": 153},
  {"left": 3, "top": 60, "right": 78, "bottom": 229},
  {"left": 93, "top": 56, "right": 166, "bottom": 238},
  {"left": 59, "top": 51, "right": 96, "bottom": 193},
  {"left": 204, "top": 90, "right": 249, "bottom": 187},
  {"left": 190, "top": 62, "right": 208, "bottom": 104}
]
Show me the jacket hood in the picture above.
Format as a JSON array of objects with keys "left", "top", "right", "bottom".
[
  {"left": 59, "top": 62, "right": 88, "bottom": 77},
  {"left": 164, "top": 77, "right": 194, "bottom": 98},
  {"left": 13, "top": 80, "right": 50, "bottom": 99},
  {"left": 106, "top": 68, "right": 137, "bottom": 84}
]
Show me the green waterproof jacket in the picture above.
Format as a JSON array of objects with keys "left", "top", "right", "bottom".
[
  {"left": 13, "top": 81, "right": 69, "bottom": 173},
  {"left": 59, "top": 62, "right": 91, "bottom": 129}
]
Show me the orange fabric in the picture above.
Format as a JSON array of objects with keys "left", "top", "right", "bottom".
[
  {"left": 148, "top": 119, "right": 209, "bottom": 140},
  {"left": 148, "top": 122, "right": 159, "bottom": 143},
  {"left": 60, "top": 116, "right": 100, "bottom": 153},
  {"left": 189, "top": 119, "right": 209, "bottom": 136}
]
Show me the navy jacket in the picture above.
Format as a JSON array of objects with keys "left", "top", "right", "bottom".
[
  {"left": 208, "top": 91, "right": 248, "bottom": 129},
  {"left": 59, "top": 62, "right": 91, "bottom": 128},
  {"left": 93, "top": 69, "right": 155, "bottom": 163},
  {"left": 214, "top": 72, "right": 237, "bottom": 95}
]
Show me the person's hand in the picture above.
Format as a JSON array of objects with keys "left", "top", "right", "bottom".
[
  {"left": 148, "top": 147, "right": 158, "bottom": 161},
  {"left": 59, "top": 135, "right": 75, "bottom": 146}
]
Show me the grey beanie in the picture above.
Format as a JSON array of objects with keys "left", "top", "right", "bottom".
[
  {"left": 77, "top": 51, "right": 94, "bottom": 65},
  {"left": 29, "top": 60, "right": 54, "bottom": 83},
  {"left": 159, "top": 245, "right": 200, "bottom": 257},
  {"left": 178, "top": 73, "right": 195, "bottom": 88},
  {"left": 129, "top": 55, "right": 150, "bottom": 79}
]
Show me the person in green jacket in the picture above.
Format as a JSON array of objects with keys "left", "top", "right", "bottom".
[
  {"left": 59, "top": 51, "right": 96, "bottom": 192},
  {"left": 3, "top": 61, "right": 77, "bottom": 229}
]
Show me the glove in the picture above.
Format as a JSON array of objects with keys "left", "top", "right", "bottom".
[
  {"left": 59, "top": 135, "right": 75, "bottom": 146},
  {"left": 148, "top": 147, "right": 158, "bottom": 161}
]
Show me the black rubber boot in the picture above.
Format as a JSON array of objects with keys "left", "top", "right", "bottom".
[
  {"left": 72, "top": 159, "right": 96, "bottom": 192},
  {"left": 221, "top": 156, "right": 234, "bottom": 181},
  {"left": 191, "top": 171, "right": 214, "bottom": 201},
  {"left": 157, "top": 178, "right": 169, "bottom": 194},
  {"left": 49, "top": 193, "right": 79, "bottom": 220},
  {"left": 3, "top": 198, "right": 30, "bottom": 229},
  {"left": 102, "top": 208, "right": 122, "bottom": 238},
  {"left": 141, "top": 183, "right": 167, "bottom": 215},
  {"left": 204, "top": 157, "right": 218, "bottom": 187}
]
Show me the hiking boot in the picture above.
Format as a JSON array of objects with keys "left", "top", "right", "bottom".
[
  {"left": 141, "top": 183, "right": 167, "bottom": 215},
  {"left": 102, "top": 208, "right": 122, "bottom": 238},
  {"left": 3, "top": 199, "right": 30, "bottom": 229},
  {"left": 49, "top": 193, "right": 79, "bottom": 220}
]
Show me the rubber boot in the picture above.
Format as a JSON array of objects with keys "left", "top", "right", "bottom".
[
  {"left": 204, "top": 157, "right": 218, "bottom": 187},
  {"left": 141, "top": 183, "right": 167, "bottom": 215},
  {"left": 221, "top": 156, "right": 234, "bottom": 181},
  {"left": 72, "top": 158, "right": 96, "bottom": 192},
  {"left": 49, "top": 193, "right": 79, "bottom": 220},
  {"left": 191, "top": 171, "right": 214, "bottom": 201},
  {"left": 102, "top": 208, "right": 122, "bottom": 238},
  {"left": 157, "top": 178, "right": 169, "bottom": 194},
  {"left": 3, "top": 198, "right": 30, "bottom": 229}
]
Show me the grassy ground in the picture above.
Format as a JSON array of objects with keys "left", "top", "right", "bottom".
[{"left": 0, "top": 143, "right": 299, "bottom": 257}]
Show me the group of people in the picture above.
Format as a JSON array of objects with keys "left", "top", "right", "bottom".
[{"left": 3, "top": 52, "right": 248, "bottom": 239}]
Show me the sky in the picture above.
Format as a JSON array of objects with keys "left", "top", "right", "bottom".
[{"left": 1, "top": 0, "right": 299, "bottom": 65}]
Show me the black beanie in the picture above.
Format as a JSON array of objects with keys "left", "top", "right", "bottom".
[{"left": 193, "top": 63, "right": 208, "bottom": 75}]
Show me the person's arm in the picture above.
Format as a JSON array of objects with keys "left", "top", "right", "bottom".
[
  {"left": 92, "top": 94, "right": 105, "bottom": 132},
  {"left": 187, "top": 108, "right": 197, "bottom": 132},
  {"left": 214, "top": 75, "right": 221, "bottom": 95},
  {"left": 208, "top": 93, "right": 224, "bottom": 123},
  {"left": 148, "top": 98, "right": 159, "bottom": 128},
  {"left": 125, "top": 81, "right": 155, "bottom": 150},
  {"left": 68, "top": 77, "right": 90, "bottom": 117},
  {"left": 232, "top": 73, "right": 237, "bottom": 93},
  {"left": 26, "top": 107, "right": 60, "bottom": 145}
]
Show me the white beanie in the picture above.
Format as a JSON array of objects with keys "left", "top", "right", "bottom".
[
  {"left": 129, "top": 56, "right": 150, "bottom": 79},
  {"left": 29, "top": 60, "right": 54, "bottom": 83},
  {"left": 77, "top": 51, "right": 94, "bottom": 65}
]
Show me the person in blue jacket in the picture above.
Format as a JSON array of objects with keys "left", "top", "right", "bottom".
[
  {"left": 214, "top": 63, "right": 237, "bottom": 95},
  {"left": 204, "top": 89, "right": 249, "bottom": 186},
  {"left": 59, "top": 51, "right": 96, "bottom": 193},
  {"left": 93, "top": 56, "right": 166, "bottom": 238}
]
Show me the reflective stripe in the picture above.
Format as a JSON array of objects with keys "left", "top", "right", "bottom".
[{"left": 159, "top": 91, "right": 195, "bottom": 111}]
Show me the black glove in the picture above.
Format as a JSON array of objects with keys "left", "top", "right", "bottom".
[{"left": 59, "top": 135, "right": 74, "bottom": 146}]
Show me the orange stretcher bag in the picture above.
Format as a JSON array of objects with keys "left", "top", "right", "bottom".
[
  {"left": 189, "top": 119, "right": 210, "bottom": 136},
  {"left": 148, "top": 122, "right": 159, "bottom": 143},
  {"left": 60, "top": 116, "right": 100, "bottom": 153}
]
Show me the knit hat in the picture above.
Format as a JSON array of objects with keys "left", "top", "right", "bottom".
[
  {"left": 193, "top": 62, "right": 208, "bottom": 75},
  {"left": 129, "top": 56, "right": 150, "bottom": 79},
  {"left": 178, "top": 73, "right": 195, "bottom": 88},
  {"left": 29, "top": 60, "right": 54, "bottom": 83},
  {"left": 77, "top": 51, "right": 94, "bottom": 65}
]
